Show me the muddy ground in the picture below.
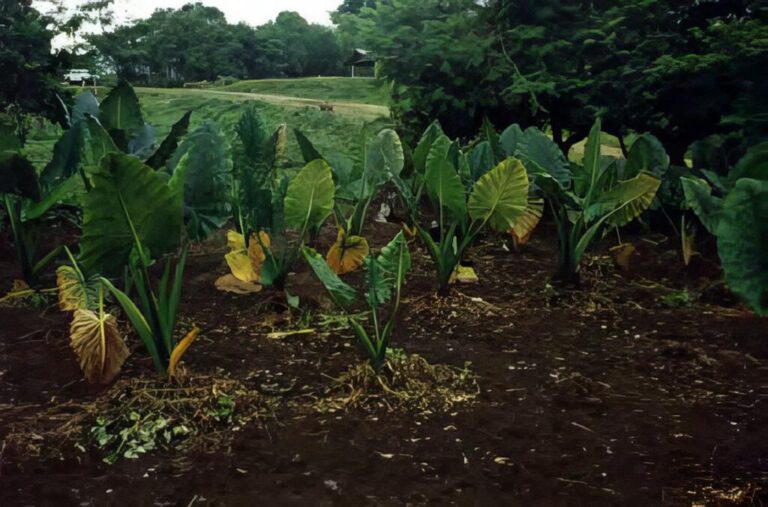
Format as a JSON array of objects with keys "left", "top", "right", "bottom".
[{"left": 0, "top": 219, "right": 766, "bottom": 506}]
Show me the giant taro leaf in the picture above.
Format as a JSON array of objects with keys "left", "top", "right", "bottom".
[
  {"left": 168, "top": 121, "right": 232, "bottom": 241},
  {"left": 681, "top": 176, "right": 723, "bottom": 234},
  {"left": 79, "top": 153, "right": 183, "bottom": 276},
  {"left": 468, "top": 158, "right": 530, "bottom": 232},
  {"left": 517, "top": 127, "right": 571, "bottom": 186},
  {"left": 284, "top": 159, "right": 335, "bottom": 233},
  {"left": 727, "top": 142, "right": 768, "bottom": 186},
  {"left": 364, "top": 231, "right": 411, "bottom": 309},
  {"left": 146, "top": 111, "right": 192, "bottom": 169},
  {"left": 592, "top": 173, "right": 661, "bottom": 227},
  {"left": 624, "top": 134, "right": 669, "bottom": 179},
  {"left": 500, "top": 124, "right": 524, "bottom": 157},
  {"left": 41, "top": 116, "right": 117, "bottom": 187},
  {"left": 410, "top": 121, "right": 444, "bottom": 177},
  {"left": 99, "top": 81, "right": 145, "bottom": 151},
  {"left": 716, "top": 179, "right": 768, "bottom": 316}
]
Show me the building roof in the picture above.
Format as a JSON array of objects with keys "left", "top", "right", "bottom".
[{"left": 344, "top": 49, "right": 377, "bottom": 66}]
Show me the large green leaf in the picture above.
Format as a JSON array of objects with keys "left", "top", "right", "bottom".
[
  {"left": 364, "top": 231, "right": 411, "bottom": 309},
  {"left": 716, "top": 178, "right": 768, "bottom": 316},
  {"left": 411, "top": 121, "right": 444, "bottom": 176},
  {"left": 284, "top": 159, "right": 335, "bottom": 233},
  {"left": 99, "top": 81, "right": 144, "bottom": 139},
  {"left": 624, "top": 134, "right": 669, "bottom": 179},
  {"left": 681, "top": 176, "right": 723, "bottom": 234},
  {"left": 728, "top": 142, "right": 768, "bottom": 185},
  {"left": 468, "top": 157, "right": 530, "bottom": 232},
  {"left": 469, "top": 141, "right": 495, "bottom": 182},
  {"left": 71, "top": 92, "right": 100, "bottom": 124},
  {"left": 80, "top": 153, "right": 183, "bottom": 276},
  {"left": 582, "top": 119, "right": 603, "bottom": 191},
  {"left": 500, "top": 124, "right": 524, "bottom": 157},
  {"left": 41, "top": 116, "right": 117, "bottom": 187},
  {"left": 482, "top": 117, "right": 504, "bottom": 162},
  {"left": 301, "top": 246, "right": 356, "bottom": 306},
  {"left": 167, "top": 121, "right": 232, "bottom": 241},
  {"left": 294, "top": 128, "right": 324, "bottom": 163},
  {"left": 146, "top": 111, "right": 192, "bottom": 170},
  {"left": 23, "top": 175, "right": 84, "bottom": 221},
  {"left": 517, "top": 127, "right": 571, "bottom": 185},
  {"left": 592, "top": 173, "right": 661, "bottom": 227},
  {"left": 425, "top": 157, "right": 466, "bottom": 221},
  {"left": 366, "top": 128, "right": 404, "bottom": 180}
]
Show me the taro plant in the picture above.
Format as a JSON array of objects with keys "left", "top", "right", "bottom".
[
  {"left": 222, "top": 107, "right": 335, "bottom": 293},
  {"left": 79, "top": 152, "right": 197, "bottom": 376},
  {"left": 390, "top": 126, "right": 531, "bottom": 294},
  {"left": 302, "top": 231, "right": 411, "bottom": 370},
  {"left": 682, "top": 142, "right": 768, "bottom": 316},
  {"left": 295, "top": 127, "right": 405, "bottom": 275},
  {"left": 512, "top": 119, "right": 661, "bottom": 285}
]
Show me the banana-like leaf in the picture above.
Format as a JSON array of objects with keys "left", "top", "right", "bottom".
[
  {"left": 99, "top": 81, "right": 145, "bottom": 148},
  {"left": 582, "top": 119, "right": 603, "bottom": 191},
  {"left": 681, "top": 176, "right": 723, "bottom": 234},
  {"left": 22, "top": 175, "right": 83, "bottom": 221},
  {"left": 716, "top": 178, "right": 768, "bottom": 316},
  {"left": 364, "top": 231, "right": 411, "bottom": 308},
  {"left": 500, "top": 124, "right": 524, "bottom": 157},
  {"left": 146, "top": 111, "right": 192, "bottom": 170},
  {"left": 56, "top": 265, "right": 101, "bottom": 311},
  {"left": 167, "top": 327, "right": 200, "bottom": 377},
  {"left": 80, "top": 153, "right": 183, "bottom": 276},
  {"left": 70, "top": 308, "right": 129, "bottom": 385},
  {"left": 326, "top": 229, "right": 370, "bottom": 275},
  {"left": 167, "top": 121, "right": 232, "bottom": 240},
  {"left": 284, "top": 159, "right": 335, "bottom": 233},
  {"left": 302, "top": 246, "right": 356, "bottom": 306},
  {"left": 516, "top": 127, "right": 572, "bottom": 186},
  {"left": 592, "top": 173, "right": 661, "bottom": 227},
  {"left": 468, "top": 158, "right": 530, "bottom": 232}
]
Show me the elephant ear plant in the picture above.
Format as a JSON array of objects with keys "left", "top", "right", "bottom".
[
  {"left": 302, "top": 231, "right": 411, "bottom": 370},
  {"left": 518, "top": 118, "right": 661, "bottom": 285},
  {"left": 79, "top": 153, "right": 198, "bottom": 377},
  {"left": 294, "top": 127, "right": 405, "bottom": 275},
  {"left": 391, "top": 127, "right": 531, "bottom": 294},
  {"left": 682, "top": 142, "right": 768, "bottom": 316},
  {"left": 224, "top": 107, "right": 335, "bottom": 293}
]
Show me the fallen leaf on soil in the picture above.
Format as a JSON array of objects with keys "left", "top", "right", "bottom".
[
  {"left": 450, "top": 266, "right": 479, "bottom": 284},
  {"left": 326, "top": 229, "right": 369, "bottom": 274},
  {"left": 168, "top": 327, "right": 200, "bottom": 378},
  {"left": 70, "top": 308, "right": 129, "bottom": 385},
  {"left": 215, "top": 274, "right": 263, "bottom": 294},
  {"left": 266, "top": 328, "right": 315, "bottom": 340},
  {"left": 610, "top": 243, "right": 636, "bottom": 271}
]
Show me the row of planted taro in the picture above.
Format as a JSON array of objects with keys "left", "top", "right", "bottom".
[{"left": 1, "top": 82, "right": 766, "bottom": 415}]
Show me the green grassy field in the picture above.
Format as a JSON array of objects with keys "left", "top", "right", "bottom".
[
  {"left": 218, "top": 77, "right": 390, "bottom": 106},
  {"left": 25, "top": 83, "right": 393, "bottom": 172}
]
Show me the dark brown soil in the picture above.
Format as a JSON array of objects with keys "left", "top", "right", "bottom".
[{"left": 1, "top": 220, "right": 766, "bottom": 506}]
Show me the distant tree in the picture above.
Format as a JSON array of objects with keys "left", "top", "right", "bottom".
[{"left": 0, "top": 0, "right": 69, "bottom": 142}]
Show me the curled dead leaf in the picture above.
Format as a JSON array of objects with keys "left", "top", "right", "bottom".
[
  {"left": 215, "top": 274, "right": 263, "bottom": 295},
  {"left": 509, "top": 197, "right": 544, "bottom": 247},
  {"left": 70, "top": 309, "right": 129, "bottom": 385},
  {"left": 610, "top": 243, "right": 636, "bottom": 271},
  {"left": 224, "top": 230, "right": 271, "bottom": 283},
  {"left": 56, "top": 265, "right": 100, "bottom": 311},
  {"left": 326, "top": 228, "right": 370, "bottom": 274},
  {"left": 450, "top": 265, "right": 479, "bottom": 284},
  {"left": 168, "top": 327, "right": 200, "bottom": 378}
]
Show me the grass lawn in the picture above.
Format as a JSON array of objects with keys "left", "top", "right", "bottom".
[{"left": 217, "top": 77, "right": 390, "bottom": 106}]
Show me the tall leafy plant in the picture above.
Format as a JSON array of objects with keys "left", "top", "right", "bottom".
[
  {"left": 303, "top": 231, "right": 411, "bottom": 370},
  {"left": 392, "top": 127, "right": 530, "bottom": 294},
  {"left": 682, "top": 142, "right": 768, "bottom": 316},
  {"left": 517, "top": 119, "right": 661, "bottom": 284}
]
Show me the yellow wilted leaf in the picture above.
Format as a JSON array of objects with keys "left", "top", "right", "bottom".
[
  {"left": 450, "top": 265, "right": 479, "bottom": 284},
  {"left": 682, "top": 218, "right": 696, "bottom": 266},
  {"left": 168, "top": 327, "right": 200, "bottom": 378},
  {"left": 509, "top": 197, "right": 544, "bottom": 246},
  {"left": 224, "top": 230, "right": 271, "bottom": 283},
  {"left": 402, "top": 223, "right": 417, "bottom": 239},
  {"left": 326, "top": 229, "right": 370, "bottom": 274},
  {"left": 70, "top": 309, "right": 129, "bottom": 385},
  {"left": 610, "top": 243, "right": 636, "bottom": 271},
  {"left": 56, "top": 265, "right": 100, "bottom": 311}
]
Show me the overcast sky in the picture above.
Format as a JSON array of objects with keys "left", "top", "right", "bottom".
[{"left": 34, "top": 0, "right": 343, "bottom": 49}]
